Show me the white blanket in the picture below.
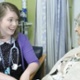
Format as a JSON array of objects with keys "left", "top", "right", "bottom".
[{"left": 42, "top": 46, "right": 80, "bottom": 80}]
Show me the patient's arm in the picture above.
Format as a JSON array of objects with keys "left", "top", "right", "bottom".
[{"left": 49, "top": 46, "right": 80, "bottom": 74}]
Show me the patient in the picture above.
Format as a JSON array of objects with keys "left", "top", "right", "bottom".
[{"left": 42, "top": 14, "right": 80, "bottom": 80}]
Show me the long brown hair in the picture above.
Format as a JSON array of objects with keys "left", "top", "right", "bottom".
[{"left": 0, "top": 2, "right": 20, "bottom": 39}]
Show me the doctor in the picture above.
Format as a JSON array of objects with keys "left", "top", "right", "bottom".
[{"left": 0, "top": 2, "right": 39, "bottom": 80}]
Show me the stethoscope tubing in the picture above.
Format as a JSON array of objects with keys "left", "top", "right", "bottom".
[
  {"left": 10, "top": 42, "right": 19, "bottom": 65},
  {"left": 0, "top": 39, "right": 19, "bottom": 69}
]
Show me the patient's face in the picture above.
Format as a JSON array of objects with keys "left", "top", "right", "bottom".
[
  {"left": 75, "top": 23, "right": 80, "bottom": 35},
  {"left": 75, "top": 13, "right": 80, "bottom": 45},
  {"left": 75, "top": 17, "right": 80, "bottom": 44}
]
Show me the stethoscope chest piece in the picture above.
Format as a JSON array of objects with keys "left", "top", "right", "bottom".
[{"left": 12, "top": 63, "right": 18, "bottom": 70}]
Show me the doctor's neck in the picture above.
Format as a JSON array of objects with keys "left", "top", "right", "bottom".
[{"left": 0, "top": 35, "right": 11, "bottom": 42}]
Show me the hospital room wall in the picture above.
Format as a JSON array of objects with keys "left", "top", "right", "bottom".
[{"left": 6, "top": 0, "right": 36, "bottom": 45}]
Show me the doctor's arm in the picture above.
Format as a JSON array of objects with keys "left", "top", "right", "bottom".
[
  {"left": 20, "top": 62, "right": 39, "bottom": 80},
  {"left": 0, "top": 72, "right": 17, "bottom": 80}
]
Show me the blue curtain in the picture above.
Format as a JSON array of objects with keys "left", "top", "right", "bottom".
[
  {"left": 35, "top": 0, "right": 71, "bottom": 73},
  {"left": 46, "top": 0, "right": 69, "bottom": 72},
  {"left": 54, "top": 0, "right": 67, "bottom": 62}
]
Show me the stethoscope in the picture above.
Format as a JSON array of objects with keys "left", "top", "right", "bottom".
[
  {"left": 10, "top": 40, "right": 19, "bottom": 70},
  {"left": 0, "top": 38, "right": 19, "bottom": 74}
]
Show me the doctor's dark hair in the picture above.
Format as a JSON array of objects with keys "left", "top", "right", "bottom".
[{"left": 0, "top": 2, "right": 20, "bottom": 39}]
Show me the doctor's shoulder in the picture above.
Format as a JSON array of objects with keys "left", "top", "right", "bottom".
[
  {"left": 17, "top": 33, "right": 29, "bottom": 42},
  {"left": 17, "top": 32, "right": 31, "bottom": 48}
]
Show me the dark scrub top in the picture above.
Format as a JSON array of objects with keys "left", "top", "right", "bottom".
[{"left": 0, "top": 41, "right": 23, "bottom": 79}]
